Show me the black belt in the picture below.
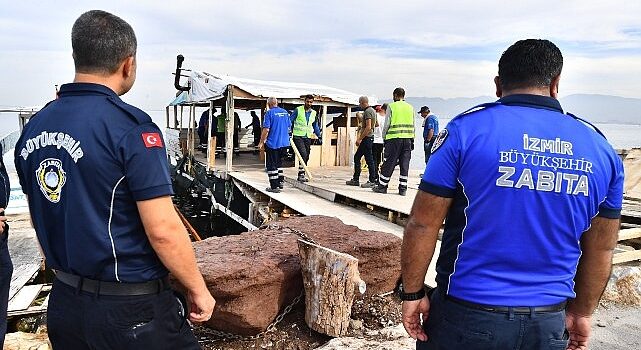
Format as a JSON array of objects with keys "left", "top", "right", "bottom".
[
  {"left": 447, "top": 295, "right": 567, "bottom": 314},
  {"left": 55, "top": 270, "right": 170, "bottom": 296}
]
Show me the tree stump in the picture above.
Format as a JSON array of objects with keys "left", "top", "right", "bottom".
[{"left": 297, "top": 239, "right": 366, "bottom": 337}]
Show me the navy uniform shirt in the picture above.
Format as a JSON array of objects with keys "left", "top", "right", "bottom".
[
  {"left": 1, "top": 144, "right": 9, "bottom": 241},
  {"left": 14, "top": 83, "right": 173, "bottom": 283},
  {"left": 421, "top": 94, "right": 624, "bottom": 306}
]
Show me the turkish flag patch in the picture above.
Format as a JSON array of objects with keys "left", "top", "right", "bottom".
[{"left": 142, "top": 132, "right": 163, "bottom": 148}]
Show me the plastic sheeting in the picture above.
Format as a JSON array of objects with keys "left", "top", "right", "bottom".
[{"left": 169, "top": 71, "right": 373, "bottom": 106}]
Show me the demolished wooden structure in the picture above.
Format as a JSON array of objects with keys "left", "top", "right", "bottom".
[{"left": 167, "top": 60, "right": 372, "bottom": 179}]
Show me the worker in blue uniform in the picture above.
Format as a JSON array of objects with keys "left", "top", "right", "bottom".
[
  {"left": 0, "top": 143, "right": 11, "bottom": 347},
  {"left": 290, "top": 94, "right": 322, "bottom": 182},
  {"left": 14, "top": 10, "right": 214, "bottom": 349},
  {"left": 400, "top": 39, "right": 624, "bottom": 350},
  {"left": 259, "top": 97, "right": 291, "bottom": 193},
  {"left": 418, "top": 106, "right": 439, "bottom": 165}
]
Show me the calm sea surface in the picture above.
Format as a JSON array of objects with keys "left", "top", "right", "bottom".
[{"left": 2, "top": 111, "right": 640, "bottom": 172}]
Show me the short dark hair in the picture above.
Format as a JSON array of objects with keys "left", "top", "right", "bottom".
[
  {"left": 304, "top": 94, "right": 314, "bottom": 101},
  {"left": 381, "top": 103, "right": 388, "bottom": 111},
  {"left": 72, "top": 10, "right": 137, "bottom": 74},
  {"left": 498, "top": 39, "right": 563, "bottom": 91},
  {"left": 393, "top": 87, "right": 405, "bottom": 98}
]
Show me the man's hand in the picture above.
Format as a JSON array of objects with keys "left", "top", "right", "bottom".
[
  {"left": 402, "top": 297, "right": 430, "bottom": 341},
  {"left": 566, "top": 311, "right": 591, "bottom": 350},
  {"left": 0, "top": 209, "right": 6, "bottom": 235},
  {"left": 355, "top": 138, "right": 361, "bottom": 147},
  {"left": 258, "top": 142, "right": 265, "bottom": 151},
  {"left": 188, "top": 287, "right": 216, "bottom": 323}
]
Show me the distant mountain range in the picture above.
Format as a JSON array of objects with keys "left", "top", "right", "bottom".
[{"left": 399, "top": 94, "right": 641, "bottom": 125}]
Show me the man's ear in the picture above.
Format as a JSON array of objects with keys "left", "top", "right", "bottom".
[
  {"left": 494, "top": 76, "right": 502, "bottom": 98},
  {"left": 122, "top": 56, "right": 135, "bottom": 79},
  {"left": 550, "top": 74, "right": 561, "bottom": 99}
]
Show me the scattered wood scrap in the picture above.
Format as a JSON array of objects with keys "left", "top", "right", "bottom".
[{"left": 614, "top": 228, "right": 641, "bottom": 264}]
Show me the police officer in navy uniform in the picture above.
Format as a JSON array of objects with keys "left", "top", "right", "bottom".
[
  {"left": 0, "top": 143, "right": 12, "bottom": 347},
  {"left": 14, "top": 10, "right": 214, "bottom": 349},
  {"left": 400, "top": 39, "right": 624, "bottom": 350}
]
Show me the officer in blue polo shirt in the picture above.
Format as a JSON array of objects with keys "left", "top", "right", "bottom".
[
  {"left": 0, "top": 143, "right": 11, "bottom": 347},
  {"left": 259, "top": 97, "right": 291, "bottom": 193},
  {"left": 14, "top": 10, "right": 214, "bottom": 349},
  {"left": 400, "top": 39, "right": 624, "bottom": 350}
]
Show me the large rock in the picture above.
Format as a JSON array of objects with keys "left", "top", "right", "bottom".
[
  {"left": 602, "top": 265, "right": 641, "bottom": 305},
  {"left": 174, "top": 215, "right": 401, "bottom": 336},
  {"left": 185, "top": 229, "right": 303, "bottom": 335},
  {"left": 266, "top": 216, "right": 402, "bottom": 295},
  {"left": 3, "top": 332, "right": 51, "bottom": 350}
]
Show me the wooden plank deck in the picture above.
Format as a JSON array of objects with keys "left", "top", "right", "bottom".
[
  {"left": 282, "top": 166, "right": 422, "bottom": 216},
  {"left": 6, "top": 214, "right": 45, "bottom": 303}
]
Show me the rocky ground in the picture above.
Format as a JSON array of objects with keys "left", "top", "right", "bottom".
[{"left": 196, "top": 294, "right": 402, "bottom": 350}]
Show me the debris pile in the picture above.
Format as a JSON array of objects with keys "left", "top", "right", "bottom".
[{"left": 173, "top": 215, "right": 402, "bottom": 336}]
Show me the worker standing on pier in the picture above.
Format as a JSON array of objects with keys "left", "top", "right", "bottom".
[
  {"left": 400, "top": 39, "right": 624, "bottom": 350},
  {"left": 259, "top": 97, "right": 291, "bottom": 193},
  {"left": 419, "top": 106, "right": 439, "bottom": 165},
  {"left": 346, "top": 96, "right": 377, "bottom": 188},
  {"left": 216, "top": 110, "right": 226, "bottom": 157},
  {"left": 0, "top": 143, "right": 11, "bottom": 347},
  {"left": 14, "top": 10, "right": 214, "bottom": 349},
  {"left": 198, "top": 107, "right": 216, "bottom": 148},
  {"left": 246, "top": 110, "right": 261, "bottom": 148},
  {"left": 290, "top": 94, "right": 322, "bottom": 182},
  {"left": 372, "top": 104, "right": 387, "bottom": 183},
  {"left": 373, "top": 88, "right": 414, "bottom": 196}
]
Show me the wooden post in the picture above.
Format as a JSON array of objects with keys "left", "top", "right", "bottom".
[
  {"left": 346, "top": 106, "right": 352, "bottom": 166},
  {"left": 297, "top": 239, "right": 366, "bottom": 337},
  {"left": 173, "top": 105, "right": 178, "bottom": 128},
  {"left": 165, "top": 106, "right": 170, "bottom": 129},
  {"left": 260, "top": 102, "right": 266, "bottom": 162},
  {"left": 206, "top": 100, "right": 215, "bottom": 171},
  {"left": 290, "top": 138, "right": 313, "bottom": 180},
  {"left": 320, "top": 105, "right": 329, "bottom": 166},
  {"left": 225, "top": 85, "right": 235, "bottom": 173}
]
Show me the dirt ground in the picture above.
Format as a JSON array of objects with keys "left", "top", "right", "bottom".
[
  {"left": 591, "top": 303, "right": 641, "bottom": 350},
  {"left": 195, "top": 294, "right": 402, "bottom": 350}
]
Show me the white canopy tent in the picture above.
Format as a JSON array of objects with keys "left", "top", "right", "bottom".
[{"left": 169, "top": 71, "right": 375, "bottom": 107}]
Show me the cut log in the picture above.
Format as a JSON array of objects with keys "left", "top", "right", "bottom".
[{"left": 297, "top": 239, "right": 366, "bottom": 337}]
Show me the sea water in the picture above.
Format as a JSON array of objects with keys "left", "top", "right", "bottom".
[{"left": 2, "top": 111, "right": 639, "bottom": 175}]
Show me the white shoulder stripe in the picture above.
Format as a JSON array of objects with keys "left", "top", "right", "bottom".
[{"left": 108, "top": 176, "right": 125, "bottom": 282}]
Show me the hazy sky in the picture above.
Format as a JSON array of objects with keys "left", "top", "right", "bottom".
[{"left": 1, "top": 0, "right": 640, "bottom": 111}]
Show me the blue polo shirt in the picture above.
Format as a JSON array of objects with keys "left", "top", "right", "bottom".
[
  {"left": 14, "top": 83, "right": 173, "bottom": 283},
  {"left": 423, "top": 115, "right": 439, "bottom": 142},
  {"left": 263, "top": 107, "right": 291, "bottom": 149},
  {"left": 421, "top": 94, "right": 624, "bottom": 306}
]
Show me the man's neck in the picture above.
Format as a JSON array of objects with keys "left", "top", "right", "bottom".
[
  {"left": 501, "top": 87, "right": 552, "bottom": 98},
  {"left": 74, "top": 73, "right": 121, "bottom": 95}
]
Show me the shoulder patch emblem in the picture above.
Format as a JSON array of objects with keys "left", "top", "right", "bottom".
[
  {"left": 35, "top": 158, "right": 67, "bottom": 203},
  {"left": 431, "top": 129, "right": 449, "bottom": 153},
  {"left": 142, "top": 133, "right": 163, "bottom": 148}
]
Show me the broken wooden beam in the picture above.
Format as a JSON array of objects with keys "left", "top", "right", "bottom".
[{"left": 297, "top": 239, "right": 366, "bottom": 337}]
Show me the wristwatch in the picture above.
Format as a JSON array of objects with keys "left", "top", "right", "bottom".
[{"left": 398, "top": 283, "right": 427, "bottom": 301}]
